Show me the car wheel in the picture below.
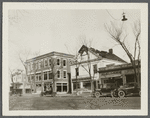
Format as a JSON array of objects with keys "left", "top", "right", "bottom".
[
  {"left": 111, "top": 91, "right": 117, "bottom": 98},
  {"left": 139, "top": 91, "right": 141, "bottom": 97},
  {"left": 95, "top": 92, "right": 100, "bottom": 98},
  {"left": 118, "top": 90, "right": 125, "bottom": 98}
]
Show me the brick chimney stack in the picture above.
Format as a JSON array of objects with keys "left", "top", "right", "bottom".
[{"left": 109, "top": 49, "right": 113, "bottom": 54}]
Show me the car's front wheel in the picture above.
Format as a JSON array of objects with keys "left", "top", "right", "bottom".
[
  {"left": 111, "top": 91, "right": 117, "bottom": 98},
  {"left": 118, "top": 90, "right": 125, "bottom": 98},
  {"left": 95, "top": 92, "right": 100, "bottom": 98}
]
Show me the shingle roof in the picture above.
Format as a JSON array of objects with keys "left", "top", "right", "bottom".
[{"left": 78, "top": 45, "right": 127, "bottom": 63}]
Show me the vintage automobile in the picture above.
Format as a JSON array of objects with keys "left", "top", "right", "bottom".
[
  {"left": 92, "top": 83, "right": 118, "bottom": 98},
  {"left": 40, "top": 87, "right": 56, "bottom": 97},
  {"left": 111, "top": 82, "right": 141, "bottom": 98}
]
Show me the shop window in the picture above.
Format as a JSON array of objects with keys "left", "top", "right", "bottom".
[
  {"left": 126, "top": 74, "right": 135, "bottom": 83},
  {"left": 63, "top": 71, "right": 66, "bottom": 78},
  {"left": 57, "top": 83, "right": 61, "bottom": 92},
  {"left": 63, "top": 83, "right": 67, "bottom": 92},
  {"left": 44, "top": 72, "right": 47, "bottom": 80},
  {"left": 57, "top": 59, "right": 60, "bottom": 65},
  {"left": 57, "top": 71, "right": 60, "bottom": 78},
  {"left": 63, "top": 60, "right": 66, "bottom": 66}
]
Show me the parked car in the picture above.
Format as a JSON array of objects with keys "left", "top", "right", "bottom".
[
  {"left": 41, "top": 87, "right": 56, "bottom": 97},
  {"left": 92, "top": 83, "right": 118, "bottom": 98},
  {"left": 111, "top": 82, "right": 141, "bottom": 98}
]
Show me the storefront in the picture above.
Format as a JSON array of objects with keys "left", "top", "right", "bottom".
[
  {"left": 56, "top": 83, "right": 67, "bottom": 92},
  {"left": 72, "top": 77, "right": 91, "bottom": 91},
  {"left": 98, "top": 62, "right": 141, "bottom": 88}
]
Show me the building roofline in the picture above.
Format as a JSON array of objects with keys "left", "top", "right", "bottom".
[{"left": 26, "top": 51, "right": 74, "bottom": 62}]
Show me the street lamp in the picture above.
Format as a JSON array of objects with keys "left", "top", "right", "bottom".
[{"left": 122, "top": 12, "right": 128, "bottom": 21}]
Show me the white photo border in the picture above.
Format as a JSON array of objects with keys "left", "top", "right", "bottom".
[{"left": 2, "top": 2, "right": 148, "bottom": 116}]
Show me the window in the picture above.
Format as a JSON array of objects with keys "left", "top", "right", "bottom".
[
  {"left": 49, "top": 58, "right": 51, "bottom": 66},
  {"left": 93, "top": 64, "right": 97, "bottom": 73},
  {"left": 28, "top": 76, "right": 30, "bottom": 82},
  {"left": 63, "top": 71, "right": 66, "bottom": 78},
  {"left": 31, "top": 75, "right": 34, "bottom": 80},
  {"left": 57, "top": 71, "right": 60, "bottom": 78},
  {"left": 28, "top": 64, "right": 30, "bottom": 71},
  {"left": 75, "top": 68, "right": 79, "bottom": 76},
  {"left": 44, "top": 72, "right": 47, "bottom": 80},
  {"left": 57, "top": 59, "right": 60, "bottom": 65},
  {"left": 63, "top": 83, "right": 67, "bottom": 92},
  {"left": 36, "top": 75, "right": 38, "bottom": 81},
  {"left": 45, "top": 59, "right": 48, "bottom": 67},
  {"left": 63, "top": 60, "right": 66, "bottom": 66},
  {"left": 39, "top": 75, "right": 41, "bottom": 81},
  {"left": 38, "top": 61, "right": 41, "bottom": 69},
  {"left": 48, "top": 71, "right": 52, "bottom": 79}
]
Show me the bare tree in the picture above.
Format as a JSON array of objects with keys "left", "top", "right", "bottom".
[
  {"left": 18, "top": 49, "right": 31, "bottom": 93},
  {"left": 65, "top": 38, "right": 97, "bottom": 93},
  {"left": 9, "top": 68, "right": 15, "bottom": 89},
  {"left": 104, "top": 20, "right": 141, "bottom": 84},
  {"left": 32, "top": 51, "right": 40, "bottom": 93},
  {"left": 46, "top": 56, "right": 63, "bottom": 95}
]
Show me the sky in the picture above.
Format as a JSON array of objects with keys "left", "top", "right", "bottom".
[{"left": 8, "top": 9, "right": 140, "bottom": 71}]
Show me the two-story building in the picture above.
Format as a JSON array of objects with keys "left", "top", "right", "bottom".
[
  {"left": 10, "top": 70, "right": 27, "bottom": 94},
  {"left": 70, "top": 45, "right": 127, "bottom": 92},
  {"left": 26, "top": 51, "right": 74, "bottom": 94}
]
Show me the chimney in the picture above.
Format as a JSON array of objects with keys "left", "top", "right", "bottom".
[{"left": 109, "top": 49, "right": 113, "bottom": 54}]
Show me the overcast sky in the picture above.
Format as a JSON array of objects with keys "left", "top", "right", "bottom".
[{"left": 8, "top": 9, "right": 140, "bottom": 70}]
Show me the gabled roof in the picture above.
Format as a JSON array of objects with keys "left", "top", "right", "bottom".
[{"left": 78, "top": 45, "right": 127, "bottom": 63}]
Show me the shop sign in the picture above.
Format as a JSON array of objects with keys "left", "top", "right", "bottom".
[{"left": 101, "top": 71, "right": 121, "bottom": 76}]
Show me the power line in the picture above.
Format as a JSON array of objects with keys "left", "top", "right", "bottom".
[{"left": 106, "top": 9, "right": 122, "bottom": 21}]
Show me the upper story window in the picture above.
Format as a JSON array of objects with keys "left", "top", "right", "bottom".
[
  {"left": 44, "top": 72, "right": 47, "bottom": 80},
  {"left": 93, "top": 64, "right": 97, "bottom": 73},
  {"left": 48, "top": 71, "right": 52, "bottom": 79},
  {"left": 39, "top": 74, "right": 41, "bottom": 81},
  {"left": 57, "top": 71, "right": 60, "bottom": 78},
  {"left": 63, "top": 71, "right": 66, "bottom": 78},
  {"left": 75, "top": 68, "right": 79, "bottom": 76},
  {"left": 57, "top": 59, "right": 60, "bottom": 65},
  {"left": 63, "top": 60, "right": 66, "bottom": 66},
  {"left": 49, "top": 58, "right": 51, "bottom": 66},
  {"left": 28, "top": 63, "right": 30, "bottom": 71},
  {"left": 38, "top": 61, "right": 41, "bottom": 69},
  {"left": 45, "top": 59, "right": 48, "bottom": 67}
]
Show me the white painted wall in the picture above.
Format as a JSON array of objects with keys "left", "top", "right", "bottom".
[{"left": 71, "top": 52, "right": 126, "bottom": 81}]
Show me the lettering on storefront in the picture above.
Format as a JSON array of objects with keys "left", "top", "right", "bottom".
[{"left": 101, "top": 71, "right": 121, "bottom": 76}]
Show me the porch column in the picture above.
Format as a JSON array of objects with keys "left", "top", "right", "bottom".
[
  {"left": 80, "top": 82, "right": 83, "bottom": 88},
  {"left": 71, "top": 83, "right": 73, "bottom": 93}
]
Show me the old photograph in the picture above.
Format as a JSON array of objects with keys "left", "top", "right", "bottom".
[{"left": 3, "top": 3, "right": 148, "bottom": 116}]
